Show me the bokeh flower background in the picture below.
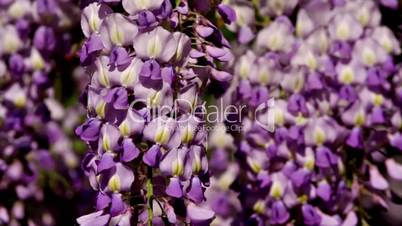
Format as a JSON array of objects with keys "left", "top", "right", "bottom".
[{"left": 1, "top": 0, "right": 402, "bottom": 225}]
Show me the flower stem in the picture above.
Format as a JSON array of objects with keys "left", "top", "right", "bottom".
[{"left": 146, "top": 166, "right": 153, "bottom": 226}]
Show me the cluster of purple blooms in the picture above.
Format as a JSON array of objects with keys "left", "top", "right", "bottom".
[
  {"left": 0, "top": 0, "right": 85, "bottom": 225},
  {"left": 2, "top": 0, "right": 402, "bottom": 225},
  {"left": 76, "top": 0, "right": 235, "bottom": 225},
  {"left": 204, "top": 0, "right": 402, "bottom": 225}
]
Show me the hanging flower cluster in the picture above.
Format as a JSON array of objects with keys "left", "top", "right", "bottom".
[
  {"left": 76, "top": 0, "right": 234, "bottom": 225},
  {"left": 205, "top": 0, "right": 402, "bottom": 225},
  {"left": 0, "top": 0, "right": 83, "bottom": 225},
  {"left": 3, "top": 0, "right": 402, "bottom": 225}
]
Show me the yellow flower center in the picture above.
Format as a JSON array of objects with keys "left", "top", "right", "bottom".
[{"left": 108, "top": 175, "right": 121, "bottom": 192}]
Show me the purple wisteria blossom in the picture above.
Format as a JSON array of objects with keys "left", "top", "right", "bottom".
[
  {"left": 77, "top": 0, "right": 233, "bottom": 225},
  {"left": 0, "top": 0, "right": 86, "bottom": 225},
  {"left": 3, "top": 0, "right": 402, "bottom": 225},
  {"left": 206, "top": 0, "right": 402, "bottom": 225}
]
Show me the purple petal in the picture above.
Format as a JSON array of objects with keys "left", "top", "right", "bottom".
[
  {"left": 238, "top": 26, "right": 254, "bottom": 44},
  {"left": 346, "top": 127, "right": 363, "bottom": 148},
  {"left": 137, "top": 10, "right": 157, "bottom": 28},
  {"left": 290, "top": 169, "right": 310, "bottom": 188},
  {"left": 143, "top": 144, "right": 161, "bottom": 167},
  {"left": 9, "top": 54, "right": 25, "bottom": 77},
  {"left": 302, "top": 204, "right": 321, "bottom": 226},
  {"left": 37, "top": 0, "right": 58, "bottom": 16},
  {"left": 195, "top": 25, "right": 214, "bottom": 37},
  {"left": 98, "top": 153, "right": 115, "bottom": 173},
  {"left": 109, "top": 46, "right": 131, "bottom": 69},
  {"left": 319, "top": 213, "right": 341, "bottom": 226},
  {"left": 386, "top": 159, "right": 402, "bottom": 180},
  {"left": 205, "top": 46, "right": 227, "bottom": 58},
  {"left": 103, "top": 87, "right": 129, "bottom": 110},
  {"left": 369, "top": 166, "right": 389, "bottom": 190},
  {"left": 316, "top": 182, "right": 332, "bottom": 202},
  {"left": 187, "top": 176, "right": 204, "bottom": 203},
  {"left": 96, "top": 192, "right": 111, "bottom": 210},
  {"left": 370, "top": 107, "right": 385, "bottom": 124},
  {"left": 33, "top": 26, "right": 56, "bottom": 55},
  {"left": 0, "top": 207, "right": 9, "bottom": 224},
  {"left": 380, "top": 0, "right": 398, "bottom": 9},
  {"left": 341, "top": 211, "right": 357, "bottom": 226},
  {"left": 270, "top": 201, "right": 289, "bottom": 225},
  {"left": 81, "top": 153, "right": 97, "bottom": 175},
  {"left": 77, "top": 211, "right": 110, "bottom": 226},
  {"left": 390, "top": 133, "right": 402, "bottom": 151},
  {"left": 122, "top": 0, "right": 164, "bottom": 14},
  {"left": 187, "top": 203, "right": 214, "bottom": 224},
  {"left": 165, "top": 177, "right": 183, "bottom": 198},
  {"left": 176, "top": 1, "right": 188, "bottom": 14},
  {"left": 87, "top": 34, "right": 104, "bottom": 54},
  {"left": 189, "top": 49, "right": 205, "bottom": 58},
  {"left": 218, "top": 4, "right": 236, "bottom": 24},
  {"left": 316, "top": 146, "right": 337, "bottom": 168},
  {"left": 339, "top": 85, "right": 357, "bottom": 103},
  {"left": 139, "top": 59, "right": 162, "bottom": 90},
  {"left": 161, "top": 66, "right": 175, "bottom": 85},
  {"left": 287, "top": 94, "right": 308, "bottom": 115},
  {"left": 121, "top": 138, "right": 140, "bottom": 162},
  {"left": 211, "top": 69, "right": 232, "bottom": 82},
  {"left": 75, "top": 118, "right": 102, "bottom": 142},
  {"left": 307, "top": 73, "right": 323, "bottom": 91},
  {"left": 110, "top": 194, "right": 125, "bottom": 217}
]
